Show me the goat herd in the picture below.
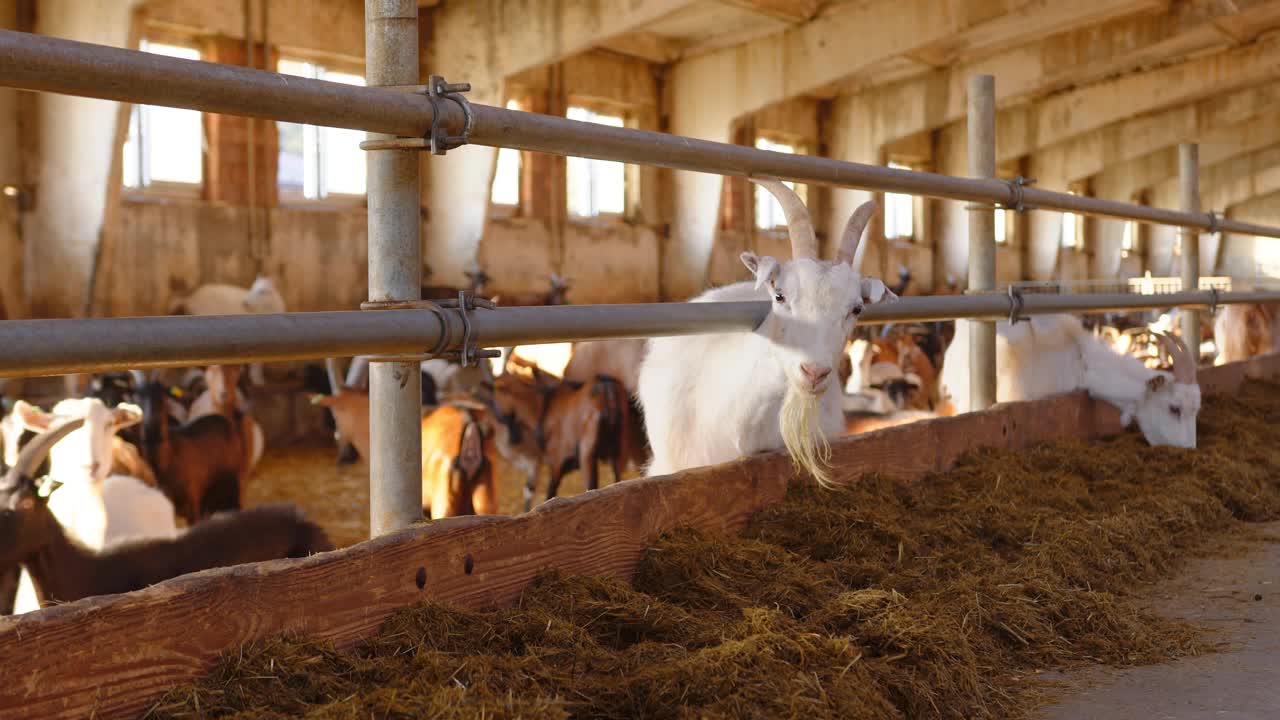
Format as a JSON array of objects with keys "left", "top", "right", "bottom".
[{"left": 1, "top": 181, "right": 1277, "bottom": 622}]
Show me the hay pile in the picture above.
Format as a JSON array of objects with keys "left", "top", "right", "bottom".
[{"left": 146, "top": 381, "right": 1280, "bottom": 719}]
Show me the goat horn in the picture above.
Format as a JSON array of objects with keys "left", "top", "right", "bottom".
[
  {"left": 2, "top": 417, "right": 83, "bottom": 488},
  {"left": 324, "top": 358, "right": 344, "bottom": 396},
  {"left": 837, "top": 200, "right": 878, "bottom": 267},
  {"left": 749, "top": 177, "right": 816, "bottom": 260},
  {"left": 1169, "top": 333, "right": 1197, "bottom": 383}
]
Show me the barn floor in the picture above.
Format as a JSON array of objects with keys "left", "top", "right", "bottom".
[
  {"left": 1041, "top": 522, "right": 1280, "bottom": 720},
  {"left": 244, "top": 443, "right": 605, "bottom": 549}
]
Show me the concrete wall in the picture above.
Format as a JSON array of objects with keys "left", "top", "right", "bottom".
[{"left": 25, "top": 0, "right": 137, "bottom": 318}]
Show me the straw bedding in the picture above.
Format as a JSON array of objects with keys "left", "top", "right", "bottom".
[{"left": 146, "top": 381, "right": 1280, "bottom": 719}]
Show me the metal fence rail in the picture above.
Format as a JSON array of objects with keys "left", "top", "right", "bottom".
[
  {"left": 1, "top": 29, "right": 1277, "bottom": 238},
  {"left": 2, "top": 290, "right": 1278, "bottom": 379}
]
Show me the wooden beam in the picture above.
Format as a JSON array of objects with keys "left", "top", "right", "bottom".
[
  {"left": 672, "top": 0, "right": 1162, "bottom": 118},
  {"left": 997, "top": 35, "right": 1280, "bottom": 164},
  {"left": 850, "top": 0, "right": 1280, "bottom": 147},
  {"left": 1174, "top": 143, "right": 1280, "bottom": 211},
  {"left": 716, "top": 0, "right": 820, "bottom": 24},
  {"left": 1092, "top": 108, "right": 1280, "bottom": 198},
  {"left": 596, "top": 30, "right": 684, "bottom": 63}
]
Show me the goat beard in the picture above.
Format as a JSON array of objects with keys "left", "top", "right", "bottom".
[{"left": 779, "top": 385, "right": 834, "bottom": 488}]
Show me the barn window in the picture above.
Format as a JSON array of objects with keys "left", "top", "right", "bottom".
[
  {"left": 276, "top": 59, "right": 367, "bottom": 200},
  {"left": 490, "top": 99, "right": 524, "bottom": 208},
  {"left": 753, "top": 137, "right": 807, "bottom": 230},
  {"left": 994, "top": 208, "right": 1013, "bottom": 245},
  {"left": 122, "top": 40, "right": 204, "bottom": 190},
  {"left": 1121, "top": 220, "right": 1138, "bottom": 258},
  {"left": 566, "top": 105, "right": 626, "bottom": 217},
  {"left": 884, "top": 161, "right": 915, "bottom": 241},
  {"left": 1060, "top": 191, "right": 1083, "bottom": 249}
]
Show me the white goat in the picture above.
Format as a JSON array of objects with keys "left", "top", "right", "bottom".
[
  {"left": 939, "top": 314, "right": 1200, "bottom": 447},
  {"left": 170, "top": 275, "right": 286, "bottom": 385},
  {"left": 638, "top": 180, "right": 896, "bottom": 486},
  {"left": 9, "top": 397, "right": 178, "bottom": 614}
]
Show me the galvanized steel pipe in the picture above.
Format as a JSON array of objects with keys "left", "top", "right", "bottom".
[
  {"left": 2, "top": 29, "right": 1279, "bottom": 238},
  {"left": 365, "top": 0, "right": 423, "bottom": 537},
  {"left": 1179, "top": 144, "right": 1202, "bottom": 348},
  {"left": 2, "top": 293, "right": 1280, "bottom": 379},
  {"left": 967, "top": 75, "right": 998, "bottom": 412}
]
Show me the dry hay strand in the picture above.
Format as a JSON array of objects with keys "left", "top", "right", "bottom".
[{"left": 147, "top": 381, "right": 1280, "bottom": 720}]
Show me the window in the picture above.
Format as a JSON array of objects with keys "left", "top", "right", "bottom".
[
  {"left": 994, "top": 208, "right": 1013, "bottom": 245},
  {"left": 566, "top": 106, "right": 625, "bottom": 217},
  {"left": 884, "top": 161, "right": 914, "bottom": 240},
  {"left": 123, "top": 40, "right": 204, "bottom": 190},
  {"left": 1060, "top": 192, "right": 1083, "bottom": 249},
  {"left": 1120, "top": 220, "right": 1137, "bottom": 258},
  {"left": 276, "top": 59, "right": 366, "bottom": 199},
  {"left": 1256, "top": 238, "right": 1280, "bottom": 277},
  {"left": 754, "top": 137, "right": 807, "bottom": 230},
  {"left": 490, "top": 99, "right": 524, "bottom": 207}
]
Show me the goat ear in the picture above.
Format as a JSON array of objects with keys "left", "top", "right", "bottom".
[
  {"left": 860, "top": 277, "right": 898, "bottom": 304},
  {"left": 112, "top": 403, "right": 144, "bottom": 431},
  {"left": 310, "top": 394, "right": 334, "bottom": 407},
  {"left": 740, "top": 252, "right": 780, "bottom": 290},
  {"left": 14, "top": 401, "right": 51, "bottom": 432}
]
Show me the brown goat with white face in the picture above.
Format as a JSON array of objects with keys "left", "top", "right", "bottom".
[{"left": 0, "top": 418, "right": 331, "bottom": 609}]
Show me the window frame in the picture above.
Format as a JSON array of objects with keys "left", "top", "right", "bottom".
[
  {"left": 883, "top": 160, "right": 917, "bottom": 243},
  {"left": 752, "top": 134, "right": 809, "bottom": 234},
  {"left": 122, "top": 35, "right": 206, "bottom": 199},
  {"left": 274, "top": 54, "right": 368, "bottom": 207},
  {"left": 489, "top": 98, "right": 528, "bottom": 218},
  {"left": 1059, "top": 188, "right": 1086, "bottom": 251},
  {"left": 565, "top": 100, "right": 632, "bottom": 222}
]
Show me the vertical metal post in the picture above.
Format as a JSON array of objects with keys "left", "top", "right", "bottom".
[
  {"left": 365, "top": 0, "right": 422, "bottom": 536},
  {"left": 967, "top": 75, "right": 997, "bottom": 411},
  {"left": 1179, "top": 143, "right": 1201, "bottom": 353}
]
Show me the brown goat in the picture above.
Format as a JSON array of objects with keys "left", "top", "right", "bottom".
[
  {"left": 493, "top": 370, "right": 629, "bottom": 511},
  {"left": 0, "top": 418, "right": 331, "bottom": 609},
  {"left": 1214, "top": 301, "right": 1280, "bottom": 364},
  {"left": 196, "top": 364, "right": 266, "bottom": 502},
  {"left": 311, "top": 386, "right": 370, "bottom": 463},
  {"left": 421, "top": 402, "right": 500, "bottom": 519},
  {"left": 139, "top": 382, "right": 246, "bottom": 525}
]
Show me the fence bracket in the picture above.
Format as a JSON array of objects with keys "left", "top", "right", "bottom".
[
  {"left": 360, "top": 292, "right": 499, "bottom": 365},
  {"left": 358, "top": 75, "right": 474, "bottom": 154}
]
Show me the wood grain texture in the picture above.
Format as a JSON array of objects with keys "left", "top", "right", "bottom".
[{"left": 2, "top": 354, "right": 1277, "bottom": 719}]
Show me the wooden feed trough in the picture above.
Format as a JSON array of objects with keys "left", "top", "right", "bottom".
[{"left": 2, "top": 353, "right": 1279, "bottom": 720}]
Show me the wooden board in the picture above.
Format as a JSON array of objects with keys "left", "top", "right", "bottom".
[{"left": 1, "top": 354, "right": 1277, "bottom": 719}]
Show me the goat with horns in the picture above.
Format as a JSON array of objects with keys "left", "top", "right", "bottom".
[{"left": 638, "top": 179, "right": 897, "bottom": 487}]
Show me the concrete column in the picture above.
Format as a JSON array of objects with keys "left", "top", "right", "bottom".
[
  {"left": 365, "top": 0, "right": 422, "bottom": 536},
  {"left": 1179, "top": 143, "right": 1200, "bottom": 348},
  {"left": 966, "top": 75, "right": 997, "bottom": 411}
]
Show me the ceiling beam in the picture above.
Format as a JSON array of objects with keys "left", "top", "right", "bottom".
[
  {"left": 1033, "top": 82, "right": 1280, "bottom": 183},
  {"left": 670, "top": 0, "right": 1162, "bottom": 119},
  {"left": 999, "top": 34, "right": 1280, "bottom": 164},
  {"left": 847, "top": 0, "right": 1280, "bottom": 148},
  {"left": 716, "top": 0, "right": 820, "bottom": 24},
  {"left": 1093, "top": 108, "right": 1280, "bottom": 198},
  {"left": 597, "top": 31, "right": 684, "bottom": 63},
  {"left": 1164, "top": 143, "right": 1280, "bottom": 212}
]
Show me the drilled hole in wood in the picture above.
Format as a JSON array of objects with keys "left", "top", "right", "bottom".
[
  {"left": 464, "top": 554, "right": 474, "bottom": 575},
  {"left": 1002, "top": 423, "right": 1008, "bottom": 437},
  {"left": 415, "top": 567, "right": 427, "bottom": 589}
]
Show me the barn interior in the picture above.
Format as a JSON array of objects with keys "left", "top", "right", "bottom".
[{"left": 3, "top": 1, "right": 1280, "bottom": 718}]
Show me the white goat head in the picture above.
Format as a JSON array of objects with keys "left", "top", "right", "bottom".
[
  {"left": 243, "top": 275, "right": 285, "bottom": 313},
  {"left": 743, "top": 179, "right": 897, "bottom": 484},
  {"left": 14, "top": 398, "right": 142, "bottom": 484},
  {"left": 744, "top": 179, "right": 896, "bottom": 396},
  {"left": 1131, "top": 333, "right": 1200, "bottom": 448}
]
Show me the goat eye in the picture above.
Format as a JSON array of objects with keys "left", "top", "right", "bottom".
[
  {"left": 1169, "top": 405, "right": 1182, "bottom": 417},
  {"left": 773, "top": 290, "right": 785, "bottom": 304},
  {"left": 850, "top": 305, "right": 864, "bottom": 317}
]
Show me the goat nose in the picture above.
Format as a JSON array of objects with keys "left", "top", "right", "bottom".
[{"left": 800, "top": 363, "right": 831, "bottom": 384}]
